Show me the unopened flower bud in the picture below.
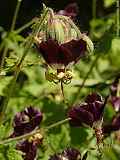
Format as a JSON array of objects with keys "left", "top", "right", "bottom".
[{"left": 35, "top": 9, "right": 81, "bottom": 45}]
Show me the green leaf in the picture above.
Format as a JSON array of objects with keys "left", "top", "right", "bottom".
[
  {"left": 104, "top": 0, "right": 116, "bottom": 8},
  {"left": 7, "top": 147, "right": 23, "bottom": 160}
]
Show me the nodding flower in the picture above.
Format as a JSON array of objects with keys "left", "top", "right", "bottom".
[
  {"left": 68, "top": 93, "right": 104, "bottom": 127},
  {"left": 35, "top": 8, "right": 94, "bottom": 71}
]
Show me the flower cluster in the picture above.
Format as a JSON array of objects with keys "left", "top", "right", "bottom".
[
  {"left": 49, "top": 147, "right": 81, "bottom": 160},
  {"left": 11, "top": 106, "right": 43, "bottom": 160},
  {"left": 68, "top": 93, "right": 104, "bottom": 128}
]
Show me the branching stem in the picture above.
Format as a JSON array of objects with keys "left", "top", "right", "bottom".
[
  {"left": 0, "top": 118, "right": 71, "bottom": 145},
  {"left": 116, "top": 0, "right": 120, "bottom": 37},
  {"left": 72, "top": 54, "right": 100, "bottom": 106}
]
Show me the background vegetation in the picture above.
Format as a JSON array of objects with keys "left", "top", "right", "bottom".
[{"left": 0, "top": 0, "right": 120, "bottom": 160}]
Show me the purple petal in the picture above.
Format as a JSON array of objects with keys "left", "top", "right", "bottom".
[
  {"left": 85, "top": 93, "right": 104, "bottom": 121},
  {"left": 68, "top": 104, "right": 94, "bottom": 127},
  {"left": 37, "top": 39, "right": 60, "bottom": 65},
  {"left": 60, "top": 39, "right": 86, "bottom": 64},
  {"left": 85, "top": 93, "right": 102, "bottom": 103},
  {"left": 37, "top": 39, "right": 87, "bottom": 67},
  {"left": 17, "top": 140, "right": 37, "bottom": 160},
  {"left": 110, "top": 96, "right": 120, "bottom": 112},
  {"left": 12, "top": 106, "right": 43, "bottom": 137}
]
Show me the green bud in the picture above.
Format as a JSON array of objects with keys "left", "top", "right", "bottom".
[{"left": 43, "top": 9, "right": 81, "bottom": 44}]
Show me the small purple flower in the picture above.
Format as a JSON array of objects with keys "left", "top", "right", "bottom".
[
  {"left": 16, "top": 140, "right": 37, "bottom": 160},
  {"left": 37, "top": 39, "right": 86, "bottom": 69},
  {"left": 57, "top": 3, "right": 79, "bottom": 20},
  {"left": 68, "top": 93, "right": 104, "bottom": 127},
  {"left": 110, "top": 76, "right": 120, "bottom": 96},
  {"left": 109, "top": 75, "right": 120, "bottom": 112},
  {"left": 49, "top": 147, "right": 81, "bottom": 160},
  {"left": 11, "top": 106, "right": 43, "bottom": 137},
  {"left": 110, "top": 96, "right": 120, "bottom": 112}
]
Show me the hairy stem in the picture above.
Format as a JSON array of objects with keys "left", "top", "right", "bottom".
[
  {"left": 0, "top": 8, "right": 49, "bottom": 122},
  {"left": 116, "top": 0, "right": 120, "bottom": 37},
  {"left": 72, "top": 54, "right": 100, "bottom": 106},
  {"left": 10, "top": 0, "right": 23, "bottom": 31},
  {"left": 45, "top": 118, "right": 71, "bottom": 131},
  {"left": 0, "top": 0, "right": 22, "bottom": 71},
  {"left": 61, "top": 81, "right": 65, "bottom": 101},
  {"left": 92, "top": 0, "right": 96, "bottom": 19},
  {"left": 0, "top": 118, "right": 71, "bottom": 145},
  {"left": 0, "top": 41, "right": 4, "bottom": 55},
  {"left": 15, "top": 18, "right": 36, "bottom": 34}
]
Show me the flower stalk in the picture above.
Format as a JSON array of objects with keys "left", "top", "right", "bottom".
[
  {"left": 10, "top": 0, "right": 23, "bottom": 31},
  {"left": 92, "top": 0, "right": 96, "bottom": 19},
  {"left": 0, "top": 118, "right": 71, "bottom": 145},
  {"left": 0, "top": 0, "right": 23, "bottom": 71},
  {"left": 116, "top": 0, "right": 120, "bottom": 37},
  {"left": 0, "top": 7, "right": 49, "bottom": 122},
  {"left": 72, "top": 54, "right": 100, "bottom": 106}
]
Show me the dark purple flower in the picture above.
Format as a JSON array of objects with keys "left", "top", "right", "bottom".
[
  {"left": 57, "top": 3, "right": 79, "bottom": 20},
  {"left": 85, "top": 93, "right": 104, "bottom": 122},
  {"left": 49, "top": 148, "right": 81, "bottom": 160},
  {"left": 68, "top": 93, "right": 104, "bottom": 127},
  {"left": 68, "top": 104, "right": 94, "bottom": 127},
  {"left": 12, "top": 106, "right": 43, "bottom": 137},
  {"left": 16, "top": 140, "right": 37, "bottom": 160},
  {"left": 37, "top": 39, "right": 86, "bottom": 69}
]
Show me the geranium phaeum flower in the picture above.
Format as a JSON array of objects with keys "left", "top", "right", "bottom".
[
  {"left": 68, "top": 93, "right": 104, "bottom": 127},
  {"left": 11, "top": 106, "right": 43, "bottom": 137},
  {"left": 37, "top": 39, "right": 86, "bottom": 69},
  {"left": 49, "top": 147, "right": 81, "bottom": 160},
  {"left": 35, "top": 8, "right": 93, "bottom": 71},
  {"left": 57, "top": 3, "right": 79, "bottom": 20}
]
